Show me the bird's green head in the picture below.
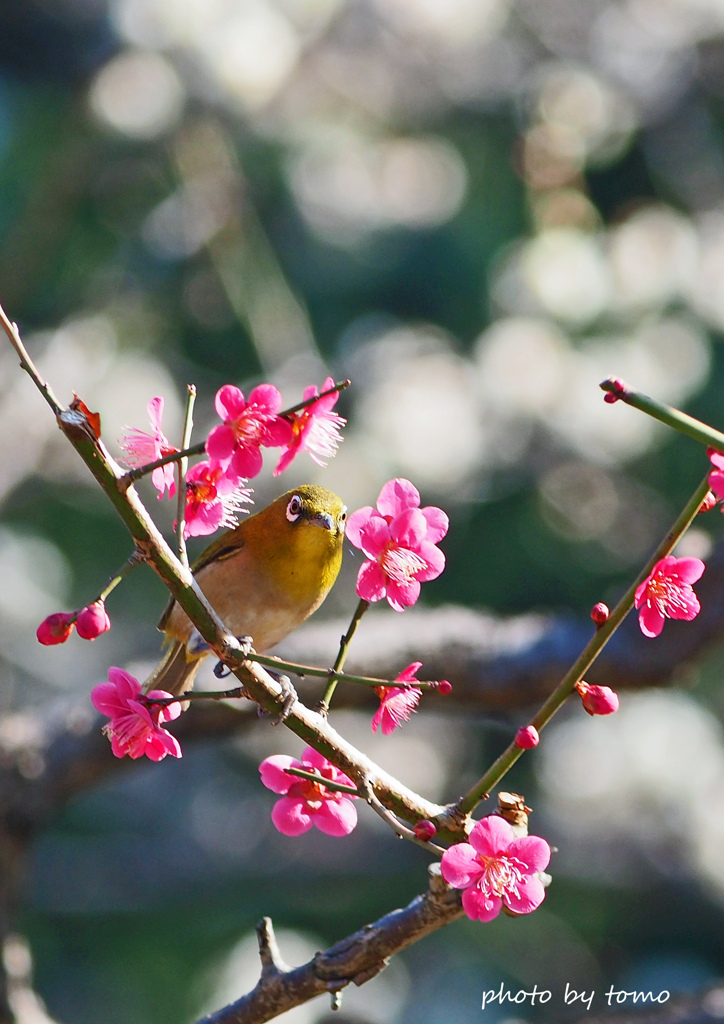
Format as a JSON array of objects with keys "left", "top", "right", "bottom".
[
  {"left": 275, "top": 484, "right": 347, "bottom": 539},
  {"left": 257, "top": 485, "right": 346, "bottom": 598}
]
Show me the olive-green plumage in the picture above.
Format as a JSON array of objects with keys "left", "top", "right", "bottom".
[{"left": 144, "top": 485, "right": 347, "bottom": 696}]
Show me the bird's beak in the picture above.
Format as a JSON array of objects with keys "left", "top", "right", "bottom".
[{"left": 309, "top": 510, "right": 334, "bottom": 531}]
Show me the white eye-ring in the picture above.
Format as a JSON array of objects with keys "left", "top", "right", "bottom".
[
  {"left": 286, "top": 495, "right": 303, "bottom": 522},
  {"left": 339, "top": 506, "right": 347, "bottom": 533}
]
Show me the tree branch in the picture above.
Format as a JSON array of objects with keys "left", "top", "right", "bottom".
[{"left": 196, "top": 865, "right": 463, "bottom": 1024}]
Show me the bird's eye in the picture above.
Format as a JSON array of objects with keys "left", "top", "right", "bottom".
[{"left": 286, "top": 495, "right": 303, "bottom": 522}]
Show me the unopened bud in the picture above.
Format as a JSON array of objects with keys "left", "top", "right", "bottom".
[
  {"left": 436, "top": 680, "right": 452, "bottom": 695},
  {"left": 602, "top": 377, "right": 628, "bottom": 403},
  {"left": 575, "top": 680, "right": 619, "bottom": 716},
  {"left": 590, "top": 602, "right": 609, "bottom": 627},
  {"left": 36, "top": 611, "right": 76, "bottom": 646},
  {"left": 76, "top": 600, "right": 111, "bottom": 641},
  {"left": 414, "top": 819, "right": 437, "bottom": 842},
  {"left": 699, "top": 491, "right": 717, "bottom": 513},
  {"left": 515, "top": 725, "right": 540, "bottom": 749}
]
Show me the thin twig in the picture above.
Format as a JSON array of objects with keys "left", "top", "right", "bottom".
[
  {"left": 176, "top": 384, "right": 197, "bottom": 568},
  {"left": 600, "top": 377, "right": 724, "bottom": 453},
  {"left": 318, "top": 599, "right": 369, "bottom": 713},
  {"left": 456, "top": 472, "right": 712, "bottom": 815},
  {"left": 0, "top": 303, "right": 64, "bottom": 414}
]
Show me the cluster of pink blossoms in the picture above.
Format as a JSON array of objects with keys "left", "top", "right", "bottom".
[
  {"left": 346, "top": 478, "right": 448, "bottom": 611},
  {"left": 118, "top": 378, "right": 346, "bottom": 539},
  {"left": 37, "top": 599, "right": 111, "bottom": 646},
  {"left": 91, "top": 668, "right": 181, "bottom": 761}
]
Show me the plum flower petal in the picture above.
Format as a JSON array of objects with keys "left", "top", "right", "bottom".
[
  {"left": 347, "top": 479, "right": 448, "bottom": 612},
  {"left": 438, "top": 841, "right": 481, "bottom": 888},
  {"left": 207, "top": 383, "right": 292, "bottom": 486},
  {"left": 634, "top": 555, "right": 705, "bottom": 637},
  {"left": 314, "top": 799, "right": 359, "bottom": 837},
  {"left": 377, "top": 478, "right": 421, "bottom": 518},
  {"left": 36, "top": 611, "right": 76, "bottom": 645},
  {"left": 91, "top": 667, "right": 181, "bottom": 761},
  {"left": 271, "top": 797, "right": 313, "bottom": 836},
  {"left": 259, "top": 745, "right": 358, "bottom": 837},
  {"left": 181, "top": 460, "right": 252, "bottom": 539},
  {"left": 274, "top": 377, "right": 346, "bottom": 476},
  {"left": 372, "top": 662, "right": 423, "bottom": 734},
  {"left": 119, "top": 396, "right": 178, "bottom": 500},
  {"left": 76, "top": 600, "right": 111, "bottom": 640},
  {"left": 441, "top": 816, "right": 551, "bottom": 923}
]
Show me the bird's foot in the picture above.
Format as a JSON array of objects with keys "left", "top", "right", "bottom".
[
  {"left": 213, "top": 635, "right": 253, "bottom": 678},
  {"left": 259, "top": 671, "right": 298, "bottom": 725}
]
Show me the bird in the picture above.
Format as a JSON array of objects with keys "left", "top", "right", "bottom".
[{"left": 144, "top": 484, "right": 347, "bottom": 697}]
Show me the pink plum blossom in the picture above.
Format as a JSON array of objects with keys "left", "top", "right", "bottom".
[
  {"left": 76, "top": 600, "right": 111, "bottom": 640},
  {"left": 575, "top": 681, "right": 619, "bottom": 716},
  {"left": 441, "top": 815, "right": 550, "bottom": 922},
  {"left": 181, "top": 460, "right": 252, "bottom": 539},
  {"left": 119, "top": 397, "right": 178, "bottom": 499},
  {"left": 206, "top": 384, "right": 292, "bottom": 485},
  {"left": 372, "top": 662, "right": 423, "bottom": 734},
  {"left": 346, "top": 478, "right": 448, "bottom": 611},
  {"left": 274, "top": 377, "right": 345, "bottom": 476},
  {"left": 91, "top": 667, "right": 182, "bottom": 761},
  {"left": 634, "top": 555, "right": 705, "bottom": 638},
  {"left": 515, "top": 725, "right": 539, "bottom": 749},
  {"left": 259, "top": 746, "right": 358, "bottom": 837},
  {"left": 36, "top": 611, "right": 76, "bottom": 645}
]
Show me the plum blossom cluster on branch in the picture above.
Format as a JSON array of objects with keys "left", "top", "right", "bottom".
[{"left": 21, "top": 320, "right": 724, "bottom": 958}]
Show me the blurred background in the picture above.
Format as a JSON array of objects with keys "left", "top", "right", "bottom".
[{"left": 4, "top": 0, "right": 724, "bottom": 1021}]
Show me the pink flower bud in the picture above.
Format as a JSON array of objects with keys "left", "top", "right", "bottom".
[
  {"left": 36, "top": 611, "right": 76, "bottom": 646},
  {"left": 76, "top": 601, "right": 111, "bottom": 640},
  {"left": 575, "top": 680, "right": 619, "bottom": 716},
  {"left": 590, "top": 602, "right": 609, "bottom": 627},
  {"left": 437, "top": 680, "right": 452, "bottom": 695},
  {"left": 515, "top": 725, "right": 540, "bottom": 748},
  {"left": 413, "top": 819, "right": 437, "bottom": 842},
  {"left": 603, "top": 377, "right": 628, "bottom": 403},
  {"left": 699, "top": 491, "right": 717, "bottom": 513}
]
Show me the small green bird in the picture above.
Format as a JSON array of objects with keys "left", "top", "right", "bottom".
[{"left": 145, "top": 485, "right": 347, "bottom": 696}]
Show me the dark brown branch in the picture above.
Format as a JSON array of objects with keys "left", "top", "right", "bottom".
[{"left": 196, "top": 865, "right": 463, "bottom": 1024}]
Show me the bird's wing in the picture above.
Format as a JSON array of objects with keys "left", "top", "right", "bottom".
[{"left": 157, "top": 528, "right": 247, "bottom": 631}]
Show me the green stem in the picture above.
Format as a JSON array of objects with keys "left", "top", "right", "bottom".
[
  {"left": 176, "top": 384, "right": 197, "bottom": 568},
  {"left": 246, "top": 652, "right": 440, "bottom": 691},
  {"left": 96, "top": 551, "right": 144, "bottom": 605},
  {"left": 120, "top": 379, "right": 351, "bottom": 486},
  {"left": 146, "top": 685, "right": 247, "bottom": 706},
  {"left": 318, "top": 599, "right": 370, "bottom": 713},
  {"left": 283, "top": 766, "right": 360, "bottom": 796},
  {"left": 456, "top": 472, "right": 712, "bottom": 816},
  {"left": 600, "top": 378, "right": 724, "bottom": 454}
]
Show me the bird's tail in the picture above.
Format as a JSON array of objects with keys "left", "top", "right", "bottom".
[{"left": 143, "top": 639, "right": 204, "bottom": 697}]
